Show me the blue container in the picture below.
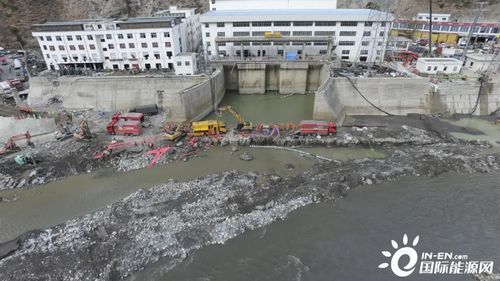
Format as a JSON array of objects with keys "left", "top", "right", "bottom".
[{"left": 285, "top": 52, "right": 298, "bottom": 61}]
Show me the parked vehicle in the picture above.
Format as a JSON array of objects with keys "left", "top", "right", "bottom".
[
  {"left": 297, "top": 120, "right": 337, "bottom": 136},
  {"left": 0, "top": 56, "right": 7, "bottom": 65},
  {"left": 13, "top": 59, "right": 22, "bottom": 69},
  {"left": 0, "top": 81, "right": 12, "bottom": 95},
  {"left": 106, "top": 112, "right": 145, "bottom": 135}
]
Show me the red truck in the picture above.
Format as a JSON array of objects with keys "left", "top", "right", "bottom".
[
  {"left": 106, "top": 112, "right": 144, "bottom": 135},
  {"left": 297, "top": 120, "right": 337, "bottom": 136}
]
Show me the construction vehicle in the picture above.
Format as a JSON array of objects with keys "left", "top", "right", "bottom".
[
  {"left": 74, "top": 119, "right": 92, "bottom": 140},
  {"left": 0, "top": 131, "right": 33, "bottom": 155},
  {"left": 191, "top": 120, "right": 227, "bottom": 137},
  {"left": 217, "top": 106, "right": 253, "bottom": 131},
  {"left": 15, "top": 155, "right": 35, "bottom": 166},
  {"left": 165, "top": 122, "right": 189, "bottom": 142},
  {"left": 297, "top": 120, "right": 337, "bottom": 136},
  {"left": 106, "top": 112, "right": 144, "bottom": 135}
]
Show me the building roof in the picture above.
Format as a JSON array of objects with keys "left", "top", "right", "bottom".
[
  {"left": 417, "top": 58, "right": 462, "bottom": 64},
  {"left": 201, "top": 9, "right": 393, "bottom": 22},
  {"left": 466, "top": 54, "right": 500, "bottom": 62}
]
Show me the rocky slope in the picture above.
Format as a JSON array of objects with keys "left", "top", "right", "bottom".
[{"left": 1, "top": 0, "right": 499, "bottom": 49}]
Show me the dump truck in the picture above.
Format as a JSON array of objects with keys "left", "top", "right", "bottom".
[
  {"left": 106, "top": 112, "right": 144, "bottom": 135},
  {"left": 297, "top": 120, "right": 337, "bottom": 136},
  {"left": 217, "top": 106, "right": 253, "bottom": 131},
  {"left": 191, "top": 120, "right": 227, "bottom": 137}
]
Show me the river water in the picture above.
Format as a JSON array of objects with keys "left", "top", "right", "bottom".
[{"left": 132, "top": 172, "right": 500, "bottom": 281}]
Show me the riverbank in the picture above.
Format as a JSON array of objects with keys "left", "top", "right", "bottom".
[{"left": 0, "top": 122, "right": 499, "bottom": 280}]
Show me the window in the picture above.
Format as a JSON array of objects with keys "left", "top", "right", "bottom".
[
  {"left": 217, "top": 32, "right": 225, "bottom": 37},
  {"left": 379, "top": 31, "right": 385, "bottom": 36},
  {"left": 233, "top": 22, "right": 250, "bottom": 27},
  {"left": 206, "top": 41, "right": 211, "bottom": 47},
  {"left": 129, "top": 43, "right": 135, "bottom": 48},
  {"left": 154, "top": 53, "right": 160, "bottom": 59},
  {"left": 233, "top": 31, "right": 250, "bottom": 36},
  {"left": 56, "top": 36, "right": 62, "bottom": 41},
  {"left": 118, "top": 34, "right": 124, "bottom": 39},
  {"left": 252, "top": 31, "right": 265, "bottom": 36},
  {"left": 443, "top": 66, "right": 448, "bottom": 71},
  {"left": 360, "top": 50, "right": 368, "bottom": 55},
  {"left": 141, "top": 43, "right": 147, "bottom": 48},
  {"left": 177, "top": 61, "right": 182, "bottom": 66},
  {"left": 58, "top": 46, "right": 65, "bottom": 51},
  {"left": 119, "top": 43, "right": 126, "bottom": 49},
  {"left": 442, "top": 17, "right": 447, "bottom": 20},
  {"left": 69, "top": 45, "right": 75, "bottom": 51},
  {"left": 43, "top": 45, "right": 47, "bottom": 50},
  {"left": 338, "top": 41, "right": 355, "bottom": 46},
  {"left": 100, "top": 38, "right": 105, "bottom": 43},
  {"left": 217, "top": 22, "right": 225, "bottom": 27},
  {"left": 165, "top": 42, "right": 171, "bottom": 47},
  {"left": 432, "top": 25, "right": 440, "bottom": 31},
  {"left": 450, "top": 26, "right": 459, "bottom": 32},
  {"left": 434, "top": 66, "right": 438, "bottom": 71},
  {"left": 364, "top": 21, "right": 373, "bottom": 27},
  {"left": 376, "top": 50, "right": 381, "bottom": 55},
  {"left": 185, "top": 61, "right": 190, "bottom": 66},
  {"left": 67, "top": 36, "right": 73, "bottom": 41},
  {"left": 315, "top": 31, "right": 335, "bottom": 36},
  {"left": 87, "top": 35, "right": 93, "bottom": 40},
  {"left": 76, "top": 35, "right": 82, "bottom": 41},
  {"left": 205, "top": 23, "right": 209, "bottom": 28},
  {"left": 342, "top": 50, "right": 350, "bottom": 55},
  {"left": 362, "top": 41, "right": 369, "bottom": 46},
  {"left": 127, "top": 33, "right": 133, "bottom": 39},
  {"left": 151, "top": 33, "right": 157, "bottom": 38},
  {"left": 293, "top": 31, "right": 312, "bottom": 36},
  {"left": 274, "top": 21, "right": 291, "bottom": 26},
  {"left": 363, "top": 31, "right": 371, "bottom": 36},
  {"left": 341, "top": 21, "right": 358, "bottom": 27},
  {"left": 108, "top": 44, "right": 114, "bottom": 49},
  {"left": 378, "top": 42, "right": 383, "bottom": 46},
  {"left": 206, "top": 32, "right": 210, "bottom": 37},
  {"left": 252, "top": 21, "right": 271, "bottom": 27},
  {"left": 106, "top": 34, "right": 112, "bottom": 40},
  {"left": 140, "top": 33, "right": 146, "bottom": 38},
  {"left": 164, "top": 32, "right": 170, "bottom": 38},
  {"left": 315, "top": 21, "right": 335, "bottom": 26},
  {"left": 152, "top": 42, "right": 159, "bottom": 48},
  {"left": 78, "top": 45, "right": 85, "bottom": 50},
  {"left": 277, "top": 31, "right": 290, "bottom": 36},
  {"left": 341, "top": 56, "right": 350, "bottom": 60},
  {"left": 470, "top": 62, "right": 474, "bottom": 67},
  {"left": 441, "top": 26, "right": 450, "bottom": 32},
  {"left": 294, "top": 21, "right": 313, "bottom": 26},
  {"left": 459, "top": 26, "right": 469, "bottom": 32},
  {"left": 103, "top": 48, "right": 107, "bottom": 51},
  {"left": 40, "top": 36, "right": 44, "bottom": 41},
  {"left": 89, "top": 44, "right": 96, "bottom": 50},
  {"left": 381, "top": 22, "right": 386, "bottom": 27},
  {"left": 427, "top": 66, "right": 432, "bottom": 71},
  {"left": 319, "top": 50, "right": 328, "bottom": 55},
  {"left": 340, "top": 31, "right": 356, "bottom": 36},
  {"left": 46, "top": 54, "right": 50, "bottom": 58},
  {"left": 166, "top": 51, "right": 172, "bottom": 58},
  {"left": 97, "top": 24, "right": 102, "bottom": 29}
]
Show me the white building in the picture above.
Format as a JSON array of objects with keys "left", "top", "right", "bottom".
[
  {"left": 416, "top": 58, "right": 462, "bottom": 75},
  {"left": 174, "top": 53, "right": 198, "bottom": 75},
  {"left": 209, "top": 0, "right": 337, "bottom": 11},
  {"left": 31, "top": 6, "right": 202, "bottom": 72},
  {"left": 465, "top": 54, "right": 500, "bottom": 73},
  {"left": 414, "top": 13, "right": 451, "bottom": 22},
  {"left": 201, "top": 8, "right": 393, "bottom": 63}
]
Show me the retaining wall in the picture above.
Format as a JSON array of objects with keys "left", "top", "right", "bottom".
[
  {"left": 28, "top": 70, "right": 225, "bottom": 122},
  {"left": 0, "top": 117, "right": 56, "bottom": 143},
  {"left": 313, "top": 65, "right": 346, "bottom": 124}
]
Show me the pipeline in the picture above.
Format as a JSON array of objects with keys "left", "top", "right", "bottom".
[{"left": 250, "top": 145, "right": 335, "bottom": 162}]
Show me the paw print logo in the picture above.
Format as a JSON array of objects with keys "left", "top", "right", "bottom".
[{"left": 378, "top": 234, "right": 420, "bottom": 277}]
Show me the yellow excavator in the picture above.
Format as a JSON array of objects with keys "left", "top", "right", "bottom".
[
  {"left": 165, "top": 121, "right": 189, "bottom": 142},
  {"left": 217, "top": 106, "right": 253, "bottom": 131}
]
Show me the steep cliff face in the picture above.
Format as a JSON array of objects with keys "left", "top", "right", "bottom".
[{"left": 0, "top": 0, "right": 498, "bottom": 48}]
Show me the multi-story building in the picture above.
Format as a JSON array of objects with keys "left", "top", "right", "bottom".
[
  {"left": 31, "top": 6, "right": 202, "bottom": 72},
  {"left": 201, "top": 6, "right": 393, "bottom": 63},
  {"left": 413, "top": 13, "right": 451, "bottom": 22},
  {"left": 209, "top": 0, "right": 337, "bottom": 11}
]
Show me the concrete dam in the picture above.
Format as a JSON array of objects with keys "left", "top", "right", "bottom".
[{"left": 28, "top": 62, "right": 500, "bottom": 125}]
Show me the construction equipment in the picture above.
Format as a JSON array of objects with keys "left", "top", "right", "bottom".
[
  {"left": 165, "top": 122, "right": 189, "bottom": 142},
  {"left": 217, "top": 106, "right": 253, "bottom": 131},
  {"left": 191, "top": 120, "right": 227, "bottom": 137},
  {"left": 0, "top": 131, "right": 32, "bottom": 155},
  {"left": 74, "top": 119, "right": 92, "bottom": 140},
  {"left": 297, "top": 120, "right": 337, "bottom": 136},
  {"left": 15, "top": 155, "right": 35, "bottom": 166},
  {"left": 107, "top": 112, "right": 144, "bottom": 135}
]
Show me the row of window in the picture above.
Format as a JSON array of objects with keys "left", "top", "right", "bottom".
[
  {"left": 393, "top": 22, "right": 500, "bottom": 34},
  {"left": 209, "top": 41, "right": 331, "bottom": 47},
  {"left": 207, "top": 21, "right": 388, "bottom": 28},
  {"left": 42, "top": 42, "right": 173, "bottom": 52},
  {"left": 207, "top": 30, "right": 385, "bottom": 38},
  {"left": 46, "top": 51, "right": 177, "bottom": 61},
  {"left": 39, "top": 32, "right": 171, "bottom": 42}
]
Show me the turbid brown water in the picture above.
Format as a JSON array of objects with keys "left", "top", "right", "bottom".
[{"left": 131, "top": 172, "right": 500, "bottom": 281}]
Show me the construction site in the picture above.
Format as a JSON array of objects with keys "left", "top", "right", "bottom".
[{"left": 1, "top": 0, "right": 500, "bottom": 280}]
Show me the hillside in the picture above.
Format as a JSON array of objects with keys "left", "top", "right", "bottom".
[{"left": 0, "top": 0, "right": 499, "bottom": 48}]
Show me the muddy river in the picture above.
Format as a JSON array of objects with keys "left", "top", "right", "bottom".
[{"left": 131, "top": 172, "right": 500, "bottom": 281}]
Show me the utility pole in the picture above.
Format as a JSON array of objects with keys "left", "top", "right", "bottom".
[
  {"left": 429, "top": 0, "right": 433, "bottom": 56},
  {"left": 462, "top": 1, "right": 489, "bottom": 62}
]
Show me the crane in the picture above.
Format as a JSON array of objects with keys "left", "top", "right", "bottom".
[{"left": 217, "top": 106, "right": 253, "bottom": 131}]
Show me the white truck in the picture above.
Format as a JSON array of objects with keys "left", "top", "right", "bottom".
[
  {"left": 0, "top": 81, "right": 12, "bottom": 96},
  {"left": 13, "top": 59, "right": 22, "bottom": 70}
]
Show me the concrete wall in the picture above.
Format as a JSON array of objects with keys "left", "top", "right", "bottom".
[
  {"left": 28, "top": 71, "right": 225, "bottom": 122},
  {"left": 265, "top": 65, "right": 280, "bottom": 92},
  {"left": 237, "top": 63, "right": 266, "bottom": 94},
  {"left": 279, "top": 62, "right": 309, "bottom": 95},
  {"left": 313, "top": 65, "right": 346, "bottom": 125},
  {"left": 0, "top": 117, "right": 56, "bottom": 143}
]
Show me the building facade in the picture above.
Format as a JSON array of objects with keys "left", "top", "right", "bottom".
[
  {"left": 209, "top": 0, "right": 337, "bottom": 11},
  {"left": 413, "top": 13, "right": 451, "bottom": 22},
  {"left": 31, "top": 6, "right": 202, "bottom": 72},
  {"left": 201, "top": 9, "right": 393, "bottom": 63},
  {"left": 416, "top": 58, "right": 462, "bottom": 75}
]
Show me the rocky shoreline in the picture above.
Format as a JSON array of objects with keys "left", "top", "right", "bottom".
[{"left": 0, "top": 122, "right": 499, "bottom": 280}]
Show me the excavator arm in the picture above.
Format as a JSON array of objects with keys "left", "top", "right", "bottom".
[{"left": 217, "top": 106, "right": 253, "bottom": 131}]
